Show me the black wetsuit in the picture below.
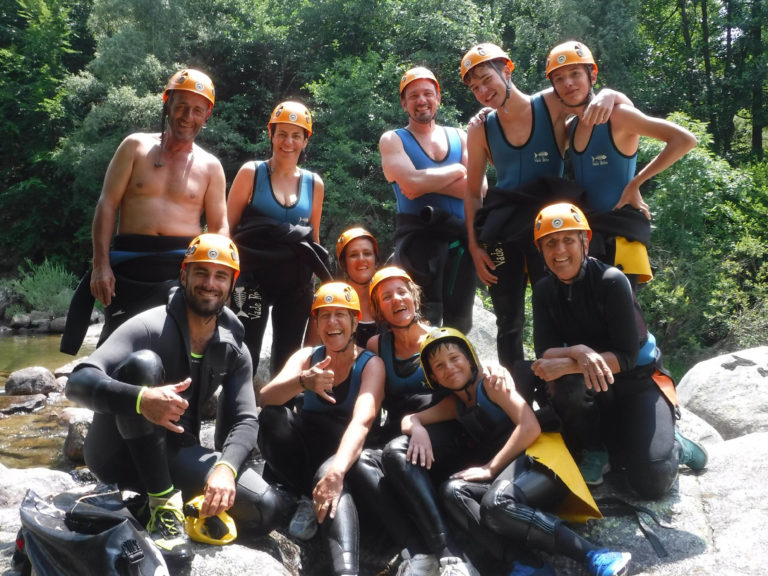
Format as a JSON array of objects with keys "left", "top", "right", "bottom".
[
  {"left": 65, "top": 287, "right": 288, "bottom": 536},
  {"left": 532, "top": 258, "right": 678, "bottom": 500}
]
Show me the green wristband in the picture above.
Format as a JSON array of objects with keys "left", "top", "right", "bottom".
[{"left": 136, "top": 386, "right": 148, "bottom": 414}]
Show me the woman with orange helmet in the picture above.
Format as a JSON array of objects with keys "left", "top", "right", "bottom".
[
  {"left": 258, "top": 281, "right": 386, "bottom": 576},
  {"left": 335, "top": 227, "right": 380, "bottom": 347},
  {"left": 530, "top": 203, "right": 707, "bottom": 499},
  {"left": 227, "top": 100, "right": 326, "bottom": 374}
]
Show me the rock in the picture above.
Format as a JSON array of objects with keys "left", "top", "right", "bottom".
[
  {"left": 0, "top": 394, "right": 46, "bottom": 415},
  {"left": 55, "top": 406, "right": 93, "bottom": 426},
  {"left": 677, "top": 346, "right": 768, "bottom": 440},
  {"left": 201, "top": 386, "right": 221, "bottom": 420},
  {"left": 49, "top": 316, "right": 67, "bottom": 333},
  {"left": 5, "top": 366, "right": 58, "bottom": 395},
  {"left": 63, "top": 419, "right": 90, "bottom": 462},
  {"left": 10, "top": 313, "right": 30, "bottom": 329},
  {"left": 54, "top": 356, "right": 88, "bottom": 378},
  {"left": 466, "top": 296, "right": 498, "bottom": 366}
]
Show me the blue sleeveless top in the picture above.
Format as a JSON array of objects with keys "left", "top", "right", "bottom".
[
  {"left": 244, "top": 161, "right": 315, "bottom": 225},
  {"left": 302, "top": 346, "right": 375, "bottom": 416},
  {"left": 485, "top": 92, "right": 564, "bottom": 189},
  {"left": 391, "top": 127, "right": 465, "bottom": 219},
  {"left": 569, "top": 120, "right": 638, "bottom": 213},
  {"left": 455, "top": 380, "right": 513, "bottom": 446},
  {"left": 379, "top": 330, "right": 430, "bottom": 397}
]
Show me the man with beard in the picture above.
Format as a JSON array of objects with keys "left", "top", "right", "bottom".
[
  {"left": 62, "top": 69, "right": 228, "bottom": 355},
  {"left": 66, "top": 234, "right": 287, "bottom": 567},
  {"left": 379, "top": 66, "right": 480, "bottom": 334}
]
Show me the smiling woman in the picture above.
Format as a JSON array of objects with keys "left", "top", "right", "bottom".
[{"left": 227, "top": 101, "right": 326, "bottom": 376}]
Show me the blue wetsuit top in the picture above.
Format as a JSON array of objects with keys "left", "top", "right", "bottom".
[
  {"left": 455, "top": 379, "right": 513, "bottom": 446},
  {"left": 302, "top": 345, "right": 375, "bottom": 416},
  {"left": 485, "top": 92, "right": 564, "bottom": 188},
  {"left": 392, "top": 127, "right": 465, "bottom": 220},
  {"left": 569, "top": 120, "right": 638, "bottom": 213},
  {"left": 244, "top": 161, "right": 315, "bottom": 225},
  {"left": 379, "top": 330, "right": 430, "bottom": 397}
]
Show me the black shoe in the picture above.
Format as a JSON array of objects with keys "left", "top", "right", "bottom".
[{"left": 147, "top": 491, "right": 192, "bottom": 566}]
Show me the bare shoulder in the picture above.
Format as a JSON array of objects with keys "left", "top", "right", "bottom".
[
  {"left": 192, "top": 143, "right": 224, "bottom": 170},
  {"left": 379, "top": 129, "right": 402, "bottom": 149}
]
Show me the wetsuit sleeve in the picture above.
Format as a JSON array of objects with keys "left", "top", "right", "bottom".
[
  {"left": 600, "top": 267, "right": 640, "bottom": 372},
  {"left": 532, "top": 278, "right": 562, "bottom": 358},
  {"left": 215, "top": 349, "right": 259, "bottom": 471},
  {"left": 65, "top": 317, "right": 153, "bottom": 414},
  {"left": 65, "top": 365, "right": 141, "bottom": 415}
]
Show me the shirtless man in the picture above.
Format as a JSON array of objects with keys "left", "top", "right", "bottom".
[{"left": 85, "top": 69, "right": 227, "bottom": 346}]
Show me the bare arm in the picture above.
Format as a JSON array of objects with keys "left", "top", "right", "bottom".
[
  {"left": 309, "top": 174, "right": 324, "bottom": 244},
  {"left": 90, "top": 135, "right": 139, "bottom": 306},
  {"left": 452, "top": 384, "right": 540, "bottom": 481},
  {"left": 401, "top": 396, "right": 458, "bottom": 469},
  {"left": 611, "top": 105, "right": 698, "bottom": 218},
  {"left": 464, "top": 122, "right": 497, "bottom": 285},
  {"left": 226, "top": 162, "right": 256, "bottom": 232},
  {"left": 379, "top": 130, "right": 466, "bottom": 200},
  {"left": 204, "top": 157, "right": 229, "bottom": 235},
  {"left": 257, "top": 347, "right": 314, "bottom": 406},
  {"left": 313, "top": 356, "right": 385, "bottom": 521}
]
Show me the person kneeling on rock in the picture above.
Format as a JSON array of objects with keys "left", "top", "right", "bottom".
[
  {"left": 66, "top": 234, "right": 289, "bottom": 567},
  {"left": 527, "top": 203, "right": 708, "bottom": 498}
]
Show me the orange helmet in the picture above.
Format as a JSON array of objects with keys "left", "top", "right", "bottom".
[
  {"left": 460, "top": 43, "right": 514, "bottom": 83},
  {"left": 335, "top": 227, "right": 378, "bottom": 262},
  {"left": 545, "top": 41, "right": 597, "bottom": 79},
  {"left": 182, "top": 234, "right": 240, "bottom": 280},
  {"left": 533, "top": 203, "right": 592, "bottom": 245},
  {"left": 268, "top": 101, "right": 313, "bottom": 137},
  {"left": 163, "top": 69, "right": 215, "bottom": 108},
  {"left": 369, "top": 266, "right": 413, "bottom": 300},
  {"left": 399, "top": 66, "right": 440, "bottom": 97},
  {"left": 312, "top": 282, "right": 361, "bottom": 320}
]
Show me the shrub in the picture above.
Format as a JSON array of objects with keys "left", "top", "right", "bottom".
[{"left": 10, "top": 258, "right": 77, "bottom": 317}]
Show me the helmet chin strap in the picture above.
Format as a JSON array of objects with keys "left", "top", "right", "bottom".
[{"left": 552, "top": 84, "right": 595, "bottom": 110}]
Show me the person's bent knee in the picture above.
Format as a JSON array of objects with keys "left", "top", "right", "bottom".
[
  {"left": 113, "top": 349, "right": 165, "bottom": 387},
  {"left": 626, "top": 458, "right": 678, "bottom": 500}
]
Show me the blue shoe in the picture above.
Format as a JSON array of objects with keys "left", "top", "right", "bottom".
[
  {"left": 579, "top": 449, "right": 611, "bottom": 486},
  {"left": 675, "top": 430, "right": 708, "bottom": 470},
  {"left": 507, "top": 560, "right": 556, "bottom": 576},
  {"left": 585, "top": 549, "right": 631, "bottom": 576}
]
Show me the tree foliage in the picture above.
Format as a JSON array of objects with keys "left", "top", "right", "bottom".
[{"left": 1, "top": 0, "right": 766, "bottom": 372}]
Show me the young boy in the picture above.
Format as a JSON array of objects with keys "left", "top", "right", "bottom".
[{"left": 385, "top": 327, "right": 632, "bottom": 576}]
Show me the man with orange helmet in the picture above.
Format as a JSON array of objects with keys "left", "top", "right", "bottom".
[
  {"left": 62, "top": 69, "right": 228, "bottom": 354},
  {"left": 545, "top": 40, "right": 697, "bottom": 289},
  {"left": 458, "top": 43, "right": 632, "bottom": 370},
  {"left": 66, "top": 234, "right": 288, "bottom": 567},
  {"left": 379, "top": 66, "right": 479, "bottom": 335}
]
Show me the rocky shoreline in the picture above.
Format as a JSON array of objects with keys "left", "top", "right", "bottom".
[{"left": 2, "top": 302, "right": 768, "bottom": 574}]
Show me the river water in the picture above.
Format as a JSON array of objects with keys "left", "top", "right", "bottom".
[{"left": 0, "top": 333, "right": 95, "bottom": 470}]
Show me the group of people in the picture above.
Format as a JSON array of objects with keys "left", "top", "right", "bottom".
[{"left": 62, "top": 38, "right": 707, "bottom": 576}]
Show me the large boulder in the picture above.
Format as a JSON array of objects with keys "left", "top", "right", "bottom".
[
  {"left": 677, "top": 346, "right": 768, "bottom": 440},
  {"left": 5, "top": 366, "right": 59, "bottom": 395}
]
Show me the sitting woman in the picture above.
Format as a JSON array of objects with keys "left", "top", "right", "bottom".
[
  {"left": 395, "top": 327, "right": 631, "bottom": 576},
  {"left": 530, "top": 203, "right": 707, "bottom": 496},
  {"left": 257, "top": 282, "right": 385, "bottom": 576}
]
